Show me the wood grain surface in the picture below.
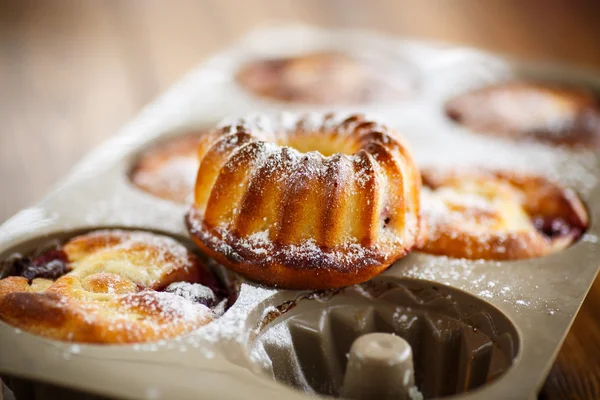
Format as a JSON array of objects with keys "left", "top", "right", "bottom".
[{"left": 0, "top": 1, "right": 599, "bottom": 399}]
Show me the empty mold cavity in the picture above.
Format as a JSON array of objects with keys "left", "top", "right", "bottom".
[
  {"left": 0, "top": 227, "right": 238, "bottom": 344},
  {"left": 249, "top": 278, "right": 519, "bottom": 399}
]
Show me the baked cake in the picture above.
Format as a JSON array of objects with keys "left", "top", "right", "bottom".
[
  {"left": 130, "top": 133, "right": 204, "bottom": 204},
  {"left": 186, "top": 113, "right": 421, "bottom": 289},
  {"left": 418, "top": 169, "right": 588, "bottom": 260},
  {"left": 446, "top": 81, "right": 600, "bottom": 147},
  {"left": 236, "top": 52, "right": 403, "bottom": 105},
  {"left": 0, "top": 230, "right": 226, "bottom": 343}
]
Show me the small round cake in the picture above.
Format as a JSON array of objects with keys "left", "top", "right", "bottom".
[
  {"left": 130, "top": 132, "right": 204, "bottom": 204},
  {"left": 236, "top": 52, "right": 407, "bottom": 105},
  {"left": 0, "top": 230, "right": 227, "bottom": 343},
  {"left": 445, "top": 81, "right": 600, "bottom": 147},
  {"left": 186, "top": 113, "right": 421, "bottom": 289},
  {"left": 418, "top": 169, "right": 588, "bottom": 260}
]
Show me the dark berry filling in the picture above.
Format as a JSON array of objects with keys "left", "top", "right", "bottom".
[
  {"left": 532, "top": 216, "right": 578, "bottom": 239},
  {"left": 2, "top": 249, "right": 70, "bottom": 282},
  {"left": 164, "top": 282, "right": 218, "bottom": 308},
  {"left": 195, "top": 264, "right": 226, "bottom": 299}
]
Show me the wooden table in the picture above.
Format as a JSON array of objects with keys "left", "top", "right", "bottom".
[{"left": 0, "top": 1, "right": 599, "bottom": 399}]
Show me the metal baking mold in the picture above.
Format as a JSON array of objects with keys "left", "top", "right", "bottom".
[
  {"left": 248, "top": 278, "right": 519, "bottom": 399},
  {"left": 0, "top": 25, "right": 599, "bottom": 400}
]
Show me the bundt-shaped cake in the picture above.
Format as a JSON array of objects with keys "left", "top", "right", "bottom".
[
  {"left": 0, "top": 230, "right": 227, "bottom": 343},
  {"left": 445, "top": 81, "right": 600, "bottom": 147},
  {"left": 186, "top": 113, "right": 421, "bottom": 289},
  {"left": 418, "top": 169, "right": 588, "bottom": 260}
]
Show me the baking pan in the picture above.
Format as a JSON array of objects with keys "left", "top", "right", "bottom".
[{"left": 1, "top": 25, "right": 599, "bottom": 400}]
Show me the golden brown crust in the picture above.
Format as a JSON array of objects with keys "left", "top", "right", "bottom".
[
  {"left": 0, "top": 230, "right": 222, "bottom": 343},
  {"left": 186, "top": 113, "right": 421, "bottom": 289},
  {"left": 0, "top": 276, "right": 214, "bottom": 343},
  {"left": 235, "top": 52, "right": 400, "bottom": 105},
  {"left": 418, "top": 169, "right": 588, "bottom": 260},
  {"left": 130, "top": 133, "right": 204, "bottom": 204},
  {"left": 445, "top": 81, "right": 600, "bottom": 147},
  {"left": 185, "top": 211, "right": 407, "bottom": 290}
]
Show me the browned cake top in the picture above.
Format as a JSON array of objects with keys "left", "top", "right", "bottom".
[
  {"left": 445, "top": 81, "right": 600, "bottom": 147},
  {"left": 418, "top": 169, "right": 588, "bottom": 260},
  {"left": 236, "top": 51, "right": 404, "bottom": 105},
  {"left": 186, "top": 113, "right": 422, "bottom": 289},
  {"left": 130, "top": 133, "right": 204, "bottom": 204},
  {"left": 0, "top": 230, "right": 225, "bottom": 343}
]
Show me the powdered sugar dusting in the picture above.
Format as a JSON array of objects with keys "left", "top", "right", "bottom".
[
  {"left": 164, "top": 281, "right": 218, "bottom": 307},
  {"left": 0, "top": 229, "right": 237, "bottom": 343},
  {"left": 188, "top": 111, "right": 417, "bottom": 273},
  {"left": 217, "top": 111, "right": 394, "bottom": 152},
  {"left": 396, "top": 252, "right": 569, "bottom": 313},
  {"left": 406, "top": 117, "right": 598, "bottom": 195},
  {"left": 70, "top": 229, "right": 192, "bottom": 279},
  {"left": 237, "top": 230, "right": 271, "bottom": 256},
  {"left": 121, "top": 290, "right": 212, "bottom": 324},
  {"left": 133, "top": 156, "right": 198, "bottom": 204},
  {"left": 130, "top": 133, "right": 203, "bottom": 204},
  {"left": 186, "top": 208, "right": 403, "bottom": 272}
]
